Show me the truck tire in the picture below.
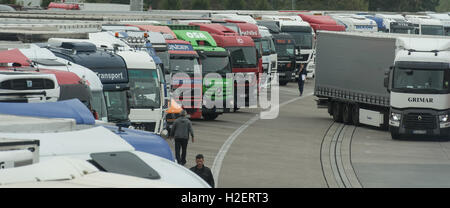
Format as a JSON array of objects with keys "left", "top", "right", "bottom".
[
  {"left": 332, "top": 102, "right": 343, "bottom": 123},
  {"left": 203, "top": 113, "right": 219, "bottom": 121},
  {"left": 381, "top": 112, "right": 389, "bottom": 131},
  {"left": 342, "top": 104, "right": 353, "bottom": 124},
  {"left": 327, "top": 102, "right": 333, "bottom": 116},
  {"left": 390, "top": 131, "right": 401, "bottom": 140},
  {"left": 352, "top": 104, "right": 360, "bottom": 126}
]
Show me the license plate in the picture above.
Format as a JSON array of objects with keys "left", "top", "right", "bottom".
[
  {"left": 216, "top": 109, "right": 224, "bottom": 113},
  {"left": 413, "top": 130, "right": 427, "bottom": 134}
]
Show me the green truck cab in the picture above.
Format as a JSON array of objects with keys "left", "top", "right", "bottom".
[{"left": 168, "top": 25, "right": 233, "bottom": 120}]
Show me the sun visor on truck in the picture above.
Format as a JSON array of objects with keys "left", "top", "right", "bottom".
[
  {"left": 0, "top": 99, "right": 95, "bottom": 125},
  {"left": 395, "top": 61, "right": 449, "bottom": 70}
]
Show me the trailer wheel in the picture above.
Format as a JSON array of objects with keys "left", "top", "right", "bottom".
[
  {"left": 332, "top": 102, "right": 343, "bottom": 123},
  {"left": 342, "top": 104, "right": 353, "bottom": 124},
  {"left": 352, "top": 104, "right": 360, "bottom": 126}
]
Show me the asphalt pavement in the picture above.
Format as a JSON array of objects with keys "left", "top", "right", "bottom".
[{"left": 168, "top": 79, "right": 450, "bottom": 188}]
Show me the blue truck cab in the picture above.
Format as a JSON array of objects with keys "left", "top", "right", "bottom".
[{"left": 46, "top": 41, "right": 131, "bottom": 125}]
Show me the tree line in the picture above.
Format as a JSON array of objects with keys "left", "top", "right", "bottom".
[
  {"left": 0, "top": 0, "right": 447, "bottom": 12},
  {"left": 148, "top": 0, "right": 446, "bottom": 12}
]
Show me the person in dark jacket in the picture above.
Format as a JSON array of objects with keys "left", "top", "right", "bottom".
[
  {"left": 297, "top": 63, "right": 307, "bottom": 96},
  {"left": 190, "top": 154, "right": 215, "bottom": 188},
  {"left": 170, "top": 110, "right": 194, "bottom": 165}
]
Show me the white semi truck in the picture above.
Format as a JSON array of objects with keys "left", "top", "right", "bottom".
[
  {"left": 331, "top": 15, "right": 378, "bottom": 32},
  {"left": 261, "top": 15, "right": 315, "bottom": 68},
  {"left": 315, "top": 31, "right": 450, "bottom": 139},
  {"left": 405, "top": 15, "right": 445, "bottom": 36}
]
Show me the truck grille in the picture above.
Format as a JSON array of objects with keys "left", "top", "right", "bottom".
[
  {"left": 0, "top": 79, "right": 55, "bottom": 90},
  {"left": 403, "top": 113, "right": 435, "bottom": 130}
]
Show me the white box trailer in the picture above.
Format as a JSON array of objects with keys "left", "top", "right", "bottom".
[{"left": 315, "top": 31, "right": 450, "bottom": 139}]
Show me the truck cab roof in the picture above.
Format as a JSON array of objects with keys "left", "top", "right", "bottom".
[
  {"left": 19, "top": 44, "right": 103, "bottom": 92},
  {"left": 210, "top": 13, "right": 257, "bottom": 24},
  {"left": 405, "top": 15, "right": 443, "bottom": 26},
  {"left": 258, "top": 26, "right": 272, "bottom": 38},
  {"left": 117, "top": 50, "right": 156, "bottom": 70},
  {"left": 256, "top": 20, "right": 281, "bottom": 33},
  {"left": 189, "top": 23, "right": 255, "bottom": 47},
  {"left": 189, "top": 23, "right": 239, "bottom": 36},
  {"left": 0, "top": 48, "right": 82, "bottom": 85},
  {"left": 129, "top": 25, "right": 177, "bottom": 40},
  {"left": 47, "top": 40, "right": 128, "bottom": 85}
]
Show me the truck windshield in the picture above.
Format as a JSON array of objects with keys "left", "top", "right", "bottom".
[
  {"left": 275, "top": 42, "right": 295, "bottom": 57},
  {"left": 254, "top": 39, "right": 262, "bottom": 55},
  {"left": 226, "top": 46, "right": 257, "bottom": 68},
  {"left": 156, "top": 51, "right": 170, "bottom": 74},
  {"left": 285, "top": 31, "right": 313, "bottom": 49},
  {"left": 261, "top": 39, "right": 272, "bottom": 55},
  {"left": 445, "top": 27, "right": 450, "bottom": 36},
  {"left": 391, "top": 27, "right": 412, "bottom": 34},
  {"left": 91, "top": 90, "right": 108, "bottom": 122},
  {"left": 393, "top": 68, "right": 448, "bottom": 92},
  {"left": 128, "top": 69, "right": 161, "bottom": 109},
  {"left": 170, "top": 57, "right": 199, "bottom": 73},
  {"left": 202, "top": 56, "right": 232, "bottom": 74},
  {"left": 104, "top": 90, "right": 129, "bottom": 123},
  {"left": 421, "top": 25, "right": 444, "bottom": 36}
]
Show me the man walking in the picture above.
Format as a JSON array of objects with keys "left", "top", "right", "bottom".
[
  {"left": 298, "top": 63, "right": 307, "bottom": 96},
  {"left": 170, "top": 110, "right": 194, "bottom": 166},
  {"left": 190, "top": 154, "right": 215, "bottom": 188}
]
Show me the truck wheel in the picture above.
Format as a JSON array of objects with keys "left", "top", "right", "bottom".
[
  {"left": 390, "top": 131, "right": 401, "bottom": 140},
  {"left": 332, "top": 102, "right": 343, "bottom": 123},
  {"left": 342, "top": 104, "right": 353, "bottom": 124},
  {"left": 327, "top": 102, "right": 333, "bottom": 116},
  {"left": 352, "top": 104, "right": 360, "bottom": 126},
  {"left": 203, "top": 113, "right": 219, "bottom": 121},
  {"left": 380, "top": 112, "right": 389, "bottom": 131}
]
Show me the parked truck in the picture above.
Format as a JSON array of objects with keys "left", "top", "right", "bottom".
[
  {"left": 47, "top": 41, "right": 131, "bottom": 126},
  {"left": 272, "top": 33, "right": 297, "bottom": 85},
  {"left": 168, "top": 25, "right": 233, "bottom": 120},
  {"left": 315, "top": 31, "right": 450, "bottom": 139},
  {"left": 190, "top": 23, "right": 259, "bottom": 109},
  {"left": 372, "top": 14, "right": 415, "bottom": 34},
  {"left": 260, "top": 16, "right": 314, "bottom": 81}
]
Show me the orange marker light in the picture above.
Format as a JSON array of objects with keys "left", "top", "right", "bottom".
[
  {"left": 144, "top": 33, "right": 148, "bottom": 38},
  {"left": 115, "top": 32, "right": 119, "bottom": 38}
]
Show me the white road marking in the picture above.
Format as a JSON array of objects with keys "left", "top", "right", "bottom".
[{"left": 212, "top": 91, "right": 314, "bottom": 187}]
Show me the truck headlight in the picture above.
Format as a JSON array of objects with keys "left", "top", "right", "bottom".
[
  {"left": 390, "top": 112, "right": 401, "bottom": 121},
  {"left": 439, "top": 114, "right": 449, "bottom": 123}
]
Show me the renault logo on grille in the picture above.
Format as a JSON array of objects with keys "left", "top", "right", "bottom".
[
  {"left": 26, "top": 80, "right": 32, "bottom": 88},
  {"left": 418, "top": 116, "right": 422, "bottom": 121}
]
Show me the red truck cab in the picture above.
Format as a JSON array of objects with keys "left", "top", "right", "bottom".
[
  {"left": 298, "top": 14, "right": 346, "bottom": 33},
  {"left": 0, "top": 48, "right": 93, "bottom": 114},
  {"left": 190, "top": 23, "right": 258, "bottom": 108}
]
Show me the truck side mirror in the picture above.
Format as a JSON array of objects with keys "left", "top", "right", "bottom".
[
  {"left": 384, "top": 76, "right": 389, "bottom": 89},
  {"left": 384, "top": 66, "right": 393, "bottom": 92}
]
